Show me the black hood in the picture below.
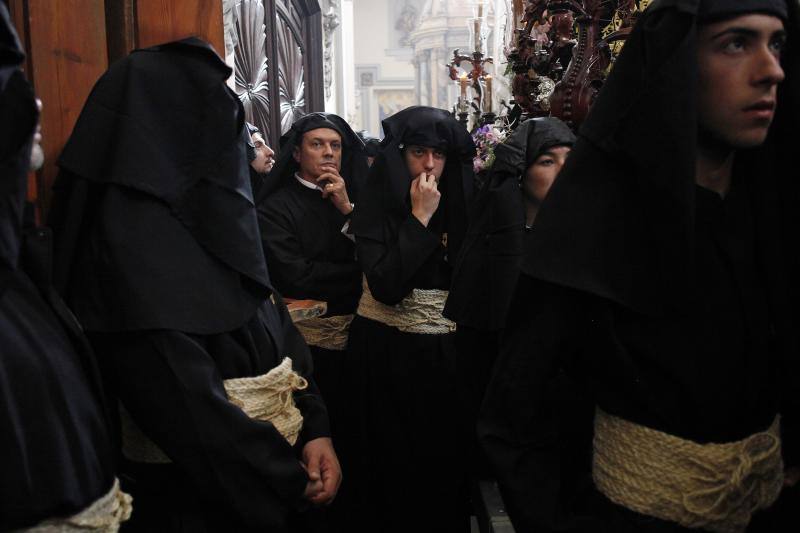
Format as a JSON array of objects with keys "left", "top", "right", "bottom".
[
  {"left": 0, "top": 3, "right": 37, "bottom": 295},
  {"left": 256, "top": 112, "right": 368, "bottom": 203},
  {"left": 444, "top": 117, "right": 575, "bottom": 329},
  {"left": 50, "top": 37, "right": 274, "bottom": 334},
  {"left": 519, "top": 0, "right": 799, "bottom": 317},
  {"left": 351, "top": 106, "right": 476, "bottom": 260}
]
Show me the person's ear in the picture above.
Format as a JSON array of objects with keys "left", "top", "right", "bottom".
[{"left": 293, "top": 144, "right": 301, "bottom": 163}]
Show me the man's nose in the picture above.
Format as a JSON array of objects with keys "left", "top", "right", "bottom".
[
  {"left": 423, "top": 152, "right": 436, "bottom": 170},
  {"left": 323, "top": 143, "right": 334, "bottom": 156},
  {"left": 754, "top": 46, "right": 785, "bottom": 87}
]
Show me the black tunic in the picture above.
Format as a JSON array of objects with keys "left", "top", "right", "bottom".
[
  {"left": 347, "top": 106, "right": 475, "bottom": 533},
  {"left": 346, "top": 210, "right": 466, "bottom": 533},
  {"left": 47, "top": 38, "right": 333, "bottom": 533},
  {"left": 259, "top": 176, "right": 363, "bottom": 533},
  {"left": 89, "top": 295, "right": 328, "bottom": 532},
  {"left": 479, "top": 179, "right": 791, "bottom": 533},
  {"left": 0, "top": 260, "right": 116, "bottom": 531},
  {"left": 259, "top": 178, "right": 361, "bottom": 316},
  {"left": 1, "top": 8, "right": 115, "bottom": 524}
]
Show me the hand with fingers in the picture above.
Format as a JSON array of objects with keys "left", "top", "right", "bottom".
[
  {"left": 410, "top": 172, "right": 441, "bottom": 227},
  {"left": 301, "top": 437, "right": 342, "bottom": 506},
  {"left": 317, "top": 171, "right": 353, "bottom": 216}
]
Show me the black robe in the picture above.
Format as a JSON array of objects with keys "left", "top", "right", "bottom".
[
  {"left": 259, "top": 177, "right": 361, "bottom": 317},
  {"left": 346, "top": 106, "right": 476, "bottom": 533},
  {"left": 346, "top": 210, "right": 466, "bottom": 533},
  {"left": 0, "top": 233, "right": 117, "bottom": 531},
  {"left": 479, "top": 175, "right": 797, "bottom": 533},
  {"left": 1, "top": 6, "right": 115, "bottom": 527},
  {"left": 89, "top": 293, "right": 329, "bottom": 532},
  {"left": 48, "top": 38, "right": 332, "bottom": 533},
  {"left": 259, "top": 176, "right": 362, "bottom": 533}
]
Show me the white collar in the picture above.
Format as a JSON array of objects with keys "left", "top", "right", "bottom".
[{"left": 295, "top": 172, "right": 322, "bottom": 191}]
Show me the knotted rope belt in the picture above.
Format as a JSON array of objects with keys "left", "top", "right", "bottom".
[
  {"left": 122, "top": 358, "right": 308, "bottom": 464},
  {"left": 19, "top": 478, "right": 132, "bottom": 532},
  {"left": 592, "top": 408, "right": 783, "bottom": 533},
  {"left": 295, "top": 314, "right": 354, "bottom": 351},
  {"left": 356, "top": 278, "right": 456, "bottom": 335}
]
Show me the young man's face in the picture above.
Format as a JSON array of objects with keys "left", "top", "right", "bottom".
[
  {"left": 404, "top": 145, "right": 447, "bottom": 181},
  {"left": 696, "top": 14, "right": 786, "bottom": 149},
  {"left": 293, "top": 127, "right": 343, "bottom": 179},
  {"left": 522, "top": 145, "right": 571, "bottom": 204}
]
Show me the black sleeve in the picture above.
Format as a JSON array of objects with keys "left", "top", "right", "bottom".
[
  {"left": 102, "top": 330, "right": 309, "bottom": 528},
  {"left": 477, "top": 276, "right": 599, "bottom": 533},
  {"left": 259, "top": 201, "right": 361, "bottom": 303},
  {"left": 356, "top": 214, "right": 441, "bottom": 305},
  {"left": 270, "top": 292, "right": 331, "bottom": 443}
]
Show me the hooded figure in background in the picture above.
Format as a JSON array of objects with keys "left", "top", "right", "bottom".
[
  {"left": 346, "top": 106, "right": 475, "bottom": 533},
  {"left": 245, "top": 121, "right": 275, "bottom": 195},
  {"left": 49, "top": 38, "right": 339, "bottom": 533},
  {"left": 357, "top": 130, "right": 381, "bottom": 166},
  {"left": 479, "top": 1, "right": 800, "bottom": 531},
  {"left": 0, "top": 4, "right": 129, "bottom": 530},
  {"left": 256, "top": 112, "right": 369, "bottom": 533},
  {"left": 444, "top": 117, "right": 576, "bottom": 479}
]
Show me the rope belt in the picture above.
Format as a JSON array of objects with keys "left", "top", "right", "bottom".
[
  {"left": 295, "top": 314, "right": 354, "bottom": 351},
  {"left": 592, "top": 408, "right": 783, "bottom": 533},
  {"left": 122, "top": 358, "right": 308, "bottom": 464},
  {"left": 356, "top": 278, "right": 456, "bottom": 335},
  {"left": 19, "top": 478, "right": 132, "bottom": 532}
]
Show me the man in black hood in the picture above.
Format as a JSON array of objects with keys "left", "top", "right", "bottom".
[
  {"left": 256, "top": 112, "right": 368, "bottom": 532},
  {"left": 49, "top": 38, "right": 339, "bottom": 532},
  {"left": 445, "top": 117, "right": 576, "bottom": 479},
  {"left": 346, "top": 106, "right": 476, "bottom": 533},
  {"left": 246, "top": 121, "right": 275, "bottom": 195},
  {"left": 0, "top": 4, "right": 131, "bottom": 530},
  {"left": 480, "top": 0, "right": 800, "bottom": 532}
]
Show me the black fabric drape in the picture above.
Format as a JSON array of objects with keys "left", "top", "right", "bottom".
[
  {"left": 51, "top": 37, "right": 272, "bottom": 335},
  {"left": 445, "top": 117, "right": 575, "bottom": 330},
  {"left": 1, "top": 5, "right": 115, "bottom": 529},
  {"left": 479, "top": 1, "right": 800, "bottom": 531}
]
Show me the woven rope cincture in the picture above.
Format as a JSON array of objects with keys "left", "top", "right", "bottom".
[
  {"left": 223, "top": 357, "right": 308, "bottom": 445},
  {"left": 295, "top": 314, "right": 354, "bottom": 351},
  {"left": 20, "top": 478, "right": 133, "bottom": 532},
  {"left": 121, "top": 358, "right": 308, "bottom": 462},
  {"left": 592, "top": 409, "right": 783, "bottom": 533},
  {"left": 356, "top": 277, "right": 456, "bottom": 334}
]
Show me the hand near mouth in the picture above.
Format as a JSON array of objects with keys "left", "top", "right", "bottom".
[{"left": 316, "top": 171, "right": 352, "bottom": 215}]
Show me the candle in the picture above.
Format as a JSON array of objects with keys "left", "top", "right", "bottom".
[
  {"left": 484, "top": 75, "right": 493, "bottom": 112},
  {"left": 475, "top": 3, "right": 483, "bottom": 53},
  {"left": 460, "top": 73, "right": 468, "bottom": 101},
  {"left": 513, "top": 0, "right": 523, "bottom": 29}
]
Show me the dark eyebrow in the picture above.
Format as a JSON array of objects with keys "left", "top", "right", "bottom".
[
  {"left": 711, "top": 27, "right": 759, "bottom": 40},
  {"left": 711, "top": 27, "right": 787, "bottom": 41}
]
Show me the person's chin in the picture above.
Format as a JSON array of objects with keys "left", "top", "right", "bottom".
[{"left": 730, "top": 126, "right": 772, "bottom": 150}]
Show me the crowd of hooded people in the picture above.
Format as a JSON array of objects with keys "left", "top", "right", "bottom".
[{"left": 2, "top": 1, "right": 800, "bottom": 532}]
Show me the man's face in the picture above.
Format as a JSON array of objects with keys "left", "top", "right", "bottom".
[
  {"left": 522, "top": 145, "right": 571, "bottom": 204},
  {"left": 250, "top": 132, "right": 275, "bottom": 174},
  {"left": 293, "top": 127, "right": 343, "bottom": 179},
  {"left": 404, "top": 145, "right": 447, "bottom": 181},
  {"left": 696, "top": 14, "right": 786, "bottom": 150}
]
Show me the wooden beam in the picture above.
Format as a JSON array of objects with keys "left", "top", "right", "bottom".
[
  {"left": 135, "top": 0, "right": 224, "bottom": 57},
  {"left": 26, "top": 0, "right": 109, "bottom": 214}
]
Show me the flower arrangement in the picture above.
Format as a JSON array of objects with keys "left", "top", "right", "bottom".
[{"left": 472, "top": 124, "right": 508, "bottom": 174}]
